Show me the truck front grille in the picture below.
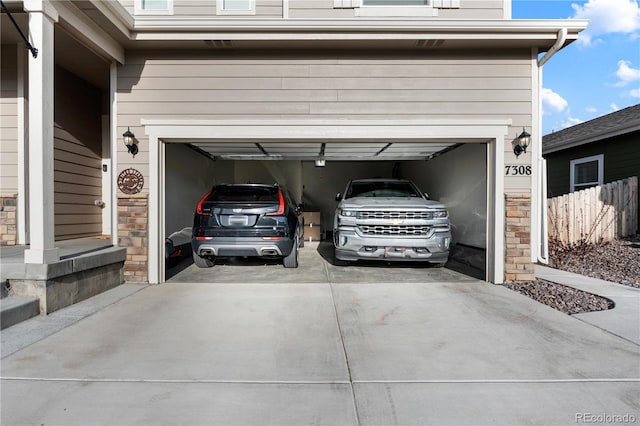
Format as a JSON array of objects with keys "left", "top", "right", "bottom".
[
  {"left": 358, "top": 225, "right": 432, "bottom": 236},
  {"left": 358, "top": 211, "right": 434, "bottom": 220}
]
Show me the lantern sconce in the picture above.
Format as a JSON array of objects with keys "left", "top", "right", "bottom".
[
  {"left": 123, "top": 127, "right": 138, "bottom": 157},
  {"left": 513, "top": 128, "right": 531, "bottom": 158}
]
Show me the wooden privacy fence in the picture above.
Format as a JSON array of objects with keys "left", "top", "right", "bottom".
[{"left": 548, "top": 176, "right": 638, "bottom": 244}]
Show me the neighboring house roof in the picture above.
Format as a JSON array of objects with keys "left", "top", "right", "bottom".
[{"left": 542, "top": 103, "right": 640, "bottom": 155}]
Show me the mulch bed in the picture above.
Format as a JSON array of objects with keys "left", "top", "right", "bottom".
[{"left": 504, "top": 235, "right": 639, "bottom": 315}]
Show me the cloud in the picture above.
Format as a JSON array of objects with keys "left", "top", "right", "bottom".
[
  {"left": 614, "top": 60, "right": 640, "bottom": 85},
  {"left": 571, "top": 0, "right": 640, "bottom": 46},
  {"left": 560, "top": 117, "right": 584, "bottom": 129},
  {"left": 610, "top": 103, "right": 620, "bottom": 111},
  {"left": 542, "top": 88, "right": 568, "bottom": 114},
  {"left": 630, "top": 88, "right": 640, "bottom": 98},
  {"left": 585, "top": 106, "right": 598, "bottom": 114}
]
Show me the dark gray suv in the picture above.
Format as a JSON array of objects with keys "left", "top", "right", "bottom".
[{"left": 192, "top": 184, "right": 303, "bottom": 268}]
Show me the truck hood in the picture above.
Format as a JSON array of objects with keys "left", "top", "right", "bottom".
[{"left": 340, "top": 197, "right": 446, "bottom": 210}]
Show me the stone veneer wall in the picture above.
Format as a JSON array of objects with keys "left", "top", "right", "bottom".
[
  {"left": 505, "top": 193, "right": 535, "bottom": 281},
  {"left": 0, "top": 193, "right": 17, "bottom": 246},
  {"left": 118, "top": 194, "right": 148, "bottom": 283}
]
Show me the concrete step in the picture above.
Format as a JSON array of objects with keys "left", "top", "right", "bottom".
[{"left": 1, "top": 296, "right": 40, "bottom": 330}]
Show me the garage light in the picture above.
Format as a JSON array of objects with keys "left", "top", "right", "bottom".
[
  {"left": 123, "top": 127, "right": 138, "bottom": 157},
  {"left": 315, "top": 159, "right": 326, "bottom": 167},
  {"left": 513, "top": 128, "right": 531, "bottom": 158}
]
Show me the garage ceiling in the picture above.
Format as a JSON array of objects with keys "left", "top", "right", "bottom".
[{"left": 190, "top": 141, "right": 460, "bottom": 161}]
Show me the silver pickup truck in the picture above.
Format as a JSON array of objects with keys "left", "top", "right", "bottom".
[{"left": 333, "top": 178, "right": 451, "bottom": 265}]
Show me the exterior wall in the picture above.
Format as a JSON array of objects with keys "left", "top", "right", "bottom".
[
  {"left": 290, "top": 0, "right": 505, "bottom": 19},
  {"left": 545, "top": 133, "right": 640, "bottom": 229},
  {"left": 118, "top": 194, "right": 148, "bottom": 282},
  {"left": 54, "top": 66, "right": 104, "bottom": 240},
  {"left": 117, "top": 49, "right": 533, "bottom": 180},
  {"left": 0, "top": 193, "right": 17, "bottom": 246},
  {"left": 505, "top": 193, "right": 534, "bottom": 281},
  {"left": 121, "top": 0, "right": 505, "bottom": 19},
  {"left": 1, "top": 45, "right": 19, "bottom": 194},
  {"left": 400, "top": 143, "right": 487, "bottom": 249}
]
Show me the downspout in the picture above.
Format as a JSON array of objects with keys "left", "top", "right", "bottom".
[
  {"left": 538, "top": 28, "right": 567, "bottom": 67},
  {"left": 535, "top": 28, "right": 566, "bottom": 264}
]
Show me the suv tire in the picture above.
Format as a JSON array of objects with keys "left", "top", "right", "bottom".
[{"left": 283, "top": 236, "right": 299, "bottom": 268}]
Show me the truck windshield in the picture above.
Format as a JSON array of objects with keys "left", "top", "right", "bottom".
[{"left": 345, "top": 181, "right": 421, "bottom": 198}]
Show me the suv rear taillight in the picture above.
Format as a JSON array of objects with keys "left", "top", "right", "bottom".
[
  {"left": 266, "top": 189, "right": 285, "bottom": 216},
  {"left": 196, "top": 190, "right": 212, "bottom": 216}
]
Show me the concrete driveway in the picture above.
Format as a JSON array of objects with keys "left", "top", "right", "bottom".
[{"left": 2, "top": 248, "right": 639, "bottom": 425}]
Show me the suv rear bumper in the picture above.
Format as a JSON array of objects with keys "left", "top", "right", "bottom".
[
  {"left": 334, "top": 229, "right": 451, "bottom": 263},
  {"left": 193, "top": 237, "right": 294, "bottom": 258}
]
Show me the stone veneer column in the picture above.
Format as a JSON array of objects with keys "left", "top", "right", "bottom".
[
  {"left": 0, "top": 194, "right": 18, "bottom": 246},
  {"left": 118, "top": 194, "right": 148, "bottom": 283},
  {"left": 505, "top": 193, "right": 535, "bottom": 281}
]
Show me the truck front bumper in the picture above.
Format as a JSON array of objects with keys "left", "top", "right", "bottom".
[{"left": 333, "top": 228, "right": 451, "bottom": 263}]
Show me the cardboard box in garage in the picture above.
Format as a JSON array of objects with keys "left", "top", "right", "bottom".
[
  {"left": 302, "top": 211, "right": 321, "bottom": 226},
  {"left": 303, "top": 224, "right": 321, "bottom": 242}
]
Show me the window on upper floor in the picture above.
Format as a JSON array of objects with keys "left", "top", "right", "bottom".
[
  {"left": 570, "top": 154, "right": 604, "bottom": 192},
  {"left": 217, "top": 0, "right": 256, "bottom": 15},
  {"left": 135, "top": 0, "right": 173, "bottom": 15}
]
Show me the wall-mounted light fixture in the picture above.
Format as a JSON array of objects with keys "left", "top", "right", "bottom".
[
  {"left": 123, "top": 127, "right": 138, "bottom": 157},
  {"left": 513, "top": 128, "right": 531, "bottom": 158}
]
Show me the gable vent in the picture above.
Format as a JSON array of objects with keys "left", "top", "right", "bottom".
[{"left": 416, "top": 40, "right": 445, "bottom": 49}]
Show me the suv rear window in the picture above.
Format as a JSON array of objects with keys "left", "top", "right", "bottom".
[
  {"left": 345, "top": 181, "right": 421, "bottom": 198},
  {"left": 208, "top": 185, "right": 279, "bottom": 202}
]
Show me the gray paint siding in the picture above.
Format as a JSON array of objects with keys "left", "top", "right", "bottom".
[
  {"left": 120, "top": 0, "right": 504, "bottom": 19},
  {"left": 54, "top": 66, "right": 104, "bottom": 240},
  {"left": 1, "top": 45, "right": 18, "bottom": 194},
  {"left": 545, "top": 133, "right": 640, "bottom": 225},
  {"left": 117, "top": 51, "right": 533, "bottom": 153}
]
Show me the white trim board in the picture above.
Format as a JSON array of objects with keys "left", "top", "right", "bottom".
[{"left": 142, "top": 118, "right": 511, "bottom": 284}]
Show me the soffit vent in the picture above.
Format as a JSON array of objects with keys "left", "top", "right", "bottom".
[{"left": 416, "top": 39, "right": 445, "bottom": 49}]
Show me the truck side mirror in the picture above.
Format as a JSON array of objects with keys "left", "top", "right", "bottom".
[
  {"left": 335, "top": 193, "right": 342, "bottom": 202},
  {"left": 424, "top": 192, "right": 430, "bottom": 199}
]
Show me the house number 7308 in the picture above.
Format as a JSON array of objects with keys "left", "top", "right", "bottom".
[{"left": 505, "top": 165, "right": 532, "bottom": 176}]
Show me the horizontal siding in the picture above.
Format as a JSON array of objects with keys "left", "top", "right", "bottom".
[
  {"left": 119, "top": 0, "right": 503, "bottom": 19},
  {"left": 0, "top": 44, "right": 18, "bottom": 193},
  {"left": 545, "top": 134, "right": 640, "bottom": 198},
  {"left": 117, "top": 50, "right": 533, "bottom": 176}
]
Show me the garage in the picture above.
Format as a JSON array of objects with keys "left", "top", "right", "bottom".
[{"left": 154, "top": 119, "right": 502, "bottom": 284}]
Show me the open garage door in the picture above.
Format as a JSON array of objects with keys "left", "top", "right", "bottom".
[
  {"left": 163, "top": 144, "right": 487, "bottom": 282},
  {"left": 144, "top": 119, "right": 508, "bottom": 284}
]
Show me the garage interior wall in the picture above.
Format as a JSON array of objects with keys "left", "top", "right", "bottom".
[
  {"left": 233, "top": 160, "right": 303, "bottom": 204},
  {"left": 302, "top": 160, "right": 396, "bottom": 233},
  {"left": 400, "top": 143, "right": 487, "bottom": 249},
  {"left": 54, "top": 66, "right": 103, "bottom": 240},
  {"left": 165, "top": 144, "right": 221, "bottom": 235}
]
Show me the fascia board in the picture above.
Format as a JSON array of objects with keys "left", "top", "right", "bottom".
[
  {"left": 130, "top": 18, "right": 587, "bottom": 32},
  {"left": 89, "top": 0, "right": 134, "bottom": 38},
  {"left": 53, "top": 0, "right": 125, "bottom": 63},
  {"left": 129, "top": 18, "right": 586, "bottom": 43}
]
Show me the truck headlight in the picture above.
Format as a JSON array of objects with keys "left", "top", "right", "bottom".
[
  {"left": 434, "top": 209, "right": 448, "bottom": 218},
  {"left": 338, "top": 208, "right": 356, "bottom": 217}
]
